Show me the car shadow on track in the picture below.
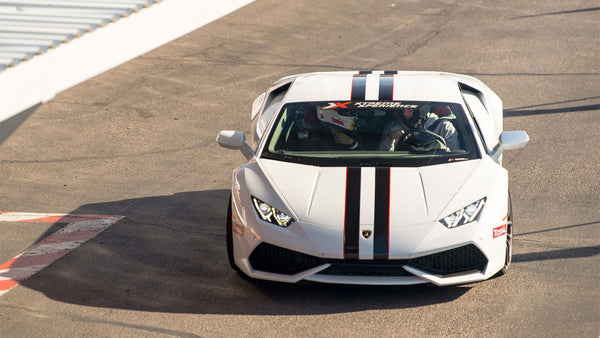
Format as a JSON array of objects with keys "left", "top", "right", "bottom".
[
  {"left": 503, "top": 97, "right": 600, "bottom": 117},
  {"left": 513, "top": 245, "right": 600, "bottom": 263},
  {"left": 19, "top": 189, "right": 471, "bottom": 315}
]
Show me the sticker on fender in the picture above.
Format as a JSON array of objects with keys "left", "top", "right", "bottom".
[
  {"left": 493, "top": 224, "right": 507, "bottom": 238},
  {"left": 232, "top": 222, "right": 245, "bottom": 236}
]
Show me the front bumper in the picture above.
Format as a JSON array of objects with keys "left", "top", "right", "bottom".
[
  {"left": 246, "top": 242, "right": 488, "bottom": 285},
  {"left": 231, "top": 189, "right": 507, "bottom": 286}
]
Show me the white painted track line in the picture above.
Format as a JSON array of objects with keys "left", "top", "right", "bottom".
[{"left": 0, "top": 212, "right": 124, "bottom": 296}]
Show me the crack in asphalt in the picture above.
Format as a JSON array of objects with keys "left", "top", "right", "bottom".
[
  {"left": 109, "top": 215, "right": 223, "bottom": 237},
  {"left": 0, "top": 142, "right": 210, "bottom": 165},
  {"left": 127, "top": 219, "right": 224, "bottom": 237}
]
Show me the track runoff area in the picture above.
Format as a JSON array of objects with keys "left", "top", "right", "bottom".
[
  {"left": 0, "top": 213, "right": 123, "bottom": 296},
  {"left": 0, "top": 0, "right": 254, "bottom": 298}
]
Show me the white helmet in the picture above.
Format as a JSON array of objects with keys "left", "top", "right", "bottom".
[{"left": 317, "top": 106, "right": 357, "bottom": 131}]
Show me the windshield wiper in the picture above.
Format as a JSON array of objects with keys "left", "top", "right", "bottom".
[
  {"left": 261, "top": 152, "right": 302, "bottom": 162},
  {"left": 347, "top": 158, "right": 396, "bottom": 167}
]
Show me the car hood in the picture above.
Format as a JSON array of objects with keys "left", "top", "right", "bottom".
[{"left": 257, "top": 159, "right": 480, "bottom": 227}]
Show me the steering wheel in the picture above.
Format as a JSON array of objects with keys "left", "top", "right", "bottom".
[{"left": 401, "top": 129, "right": 447, "bottom": 152}]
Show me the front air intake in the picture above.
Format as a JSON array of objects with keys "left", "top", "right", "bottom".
[
  {"left": 248, "top": 242, "right": 488, "bottom": 277},
  {"left": 249, "top": 242, "right": 325, "bottom": 275},
  {"left": 408, "top": 244, "right": 488, "bottom": 275}
]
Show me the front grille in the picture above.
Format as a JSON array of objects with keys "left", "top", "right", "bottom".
[
  {"left": 248, "top": 243, "right": 488, "bottom": 277},
  {"left": 249, "top": 243, "right": 325, "bottom": 275},
  {"left": 320, "top": 260, "right": 414, "bottom": 277},
  {"left": 409, "top": 244, "right": 488, "bottom": 275}
]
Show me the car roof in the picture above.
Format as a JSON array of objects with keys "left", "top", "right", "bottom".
[{"left": 278, "top": 71, "right": 485, "bottom": 104}]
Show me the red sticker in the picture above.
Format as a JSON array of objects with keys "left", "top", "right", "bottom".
[
  {"left": 493, "top": 224, "right": 507, "bottom": 238},
  {"left": 331, "top": 117, "right": 344, "bottom": 126},
  {"left": 232, "top": 221, "right": 245, "bottom": 236},
  {"left": 325, "top": 101, "right": 352, "bottom": 109}
]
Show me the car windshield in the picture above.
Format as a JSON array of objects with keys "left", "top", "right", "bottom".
[{"left": 261, "top": 101, "right": 480, "bottom": 167}]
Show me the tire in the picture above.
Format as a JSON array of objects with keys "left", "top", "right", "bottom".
[
  {"left": 226, "top": 195, "right": 253, "bottom": 280},
  {"left": 226, "top": 194, "right": 239, "bottom": 272},
  {"left": 496, "top": 192, "right": 513, "bottom": 276}
]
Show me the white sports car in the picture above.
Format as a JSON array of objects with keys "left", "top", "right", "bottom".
[{"left": 217, "top": 71, "right": 529, "bottom": 286}]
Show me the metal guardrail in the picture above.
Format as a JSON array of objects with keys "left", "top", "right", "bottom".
[{"left": 0, "top": 0, "right": 159, "bottom": 72}]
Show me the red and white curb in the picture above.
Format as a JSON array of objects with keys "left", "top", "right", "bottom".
[{"left": 0, "top": 212, "right": 124, "bottom": 296}]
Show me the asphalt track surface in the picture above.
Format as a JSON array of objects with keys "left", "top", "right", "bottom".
[{"left": 0, "top": 0, "right": 598, "bottom": 336}]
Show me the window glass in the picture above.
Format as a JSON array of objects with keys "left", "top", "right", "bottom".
[
  {"left": 462, "top": 92, "right": 498, "bottom": 151},
  {"left": 260, "top": 101, "right": 480, "bottom": 167},
  {"left": 251, "top": 84, "right": 291, "bottom": 147}
]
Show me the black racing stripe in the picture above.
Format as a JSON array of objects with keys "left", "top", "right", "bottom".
[
  {"left": 344, "top": 167, "right": 361, "bottom": 259},
  {"left": 373, "top": 167, "right": 390, "bottom": 260},
  {"left": 379, "top": 75, "right": 394, "bottom": 101},
  {"left": 351, "top": 74, "right": 367, "bottom": 100}
]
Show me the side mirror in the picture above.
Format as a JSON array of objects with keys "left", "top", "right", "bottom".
[
  {"left": 216, "top": 130, "right": 245, "bottom": 150},
  {"left": 499, "top": 130, "right": 529, "bottom": 150},
  {"left": 216, "top": 130, "right": 254, "bottom": 160}
]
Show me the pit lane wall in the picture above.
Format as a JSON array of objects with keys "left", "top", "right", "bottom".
[{"left": 0, "top": 0, "right": 254, "bottom": 145}]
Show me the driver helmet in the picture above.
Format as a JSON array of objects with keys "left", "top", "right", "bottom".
[
  {"left": 434, "top": 105, "right": 452, "bottom": 118},
  {"left": 316, "top": 107, "right": 357, "bottom": 131},
  {"left": 403, "top": 107, "right": 421, "bottom": 126}
]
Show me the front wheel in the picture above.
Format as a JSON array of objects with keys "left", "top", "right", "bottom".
[
  {"left": 497, "top": 193, "right": 513, "bottom": 276},
  {"left": 226, "top": 194, "right": 239, "bottom": 271},
  {"left": 226, "top": 195, "right": 253, "bottom": 280}
]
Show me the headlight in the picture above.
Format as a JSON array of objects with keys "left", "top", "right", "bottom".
[
  {"left": 440, "top": 197, "right": 486, "bottom": 228},
  {"left": 252, "top": 196, "right": 294, "bottom": 227}
]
